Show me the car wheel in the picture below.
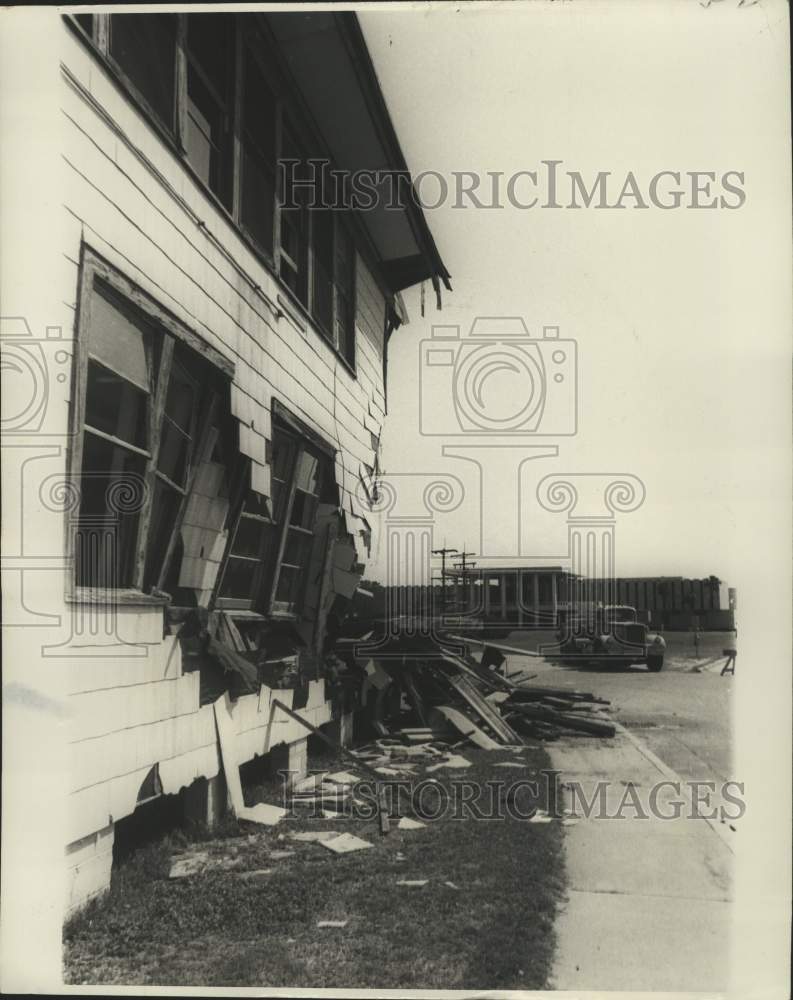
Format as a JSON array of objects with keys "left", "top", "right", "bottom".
[{"left": 647, "top": 655, "right": 664, "bottom": 672}]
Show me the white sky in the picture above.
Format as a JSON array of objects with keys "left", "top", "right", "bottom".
[{"left": 360, "top": 0, "right": 791, "bottom": 587}]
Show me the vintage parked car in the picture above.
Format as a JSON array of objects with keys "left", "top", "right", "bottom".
[{"left": 556, "top": 605, "right": 666, "bottom": 672}]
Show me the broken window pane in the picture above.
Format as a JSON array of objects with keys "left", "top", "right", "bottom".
[
  {"left": 219, "top": 555, "right": 259, "bottom": 601},
  {"left": 270, "top": 441, "right": 326, "bottom": 613},
  {"left": 217, "top": 492, "right": 274, "bottom": 606},
  {"left": 109, "top": 14, "right": 177, "bottom": 130}
]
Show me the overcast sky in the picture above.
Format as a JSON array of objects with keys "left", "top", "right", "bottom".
[{"left": 359, "top": 1, "right": 791, "bottom": 588}]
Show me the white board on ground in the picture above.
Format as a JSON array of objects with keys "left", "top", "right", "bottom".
[
  {"left": 289, "top": 830, "right": 342, "bottom": 842},
  {"left": 324, "top": 771, "right": 361, "bottom": 785},
  {"left": 320, "top": 833, "right": 373, "bottom": 854},
  {"left": 397, "top": 817, "right": 426, "bottom": 830},
  {"left": 213, "top": 693, "right": 286, "bottom": 826},
  {"left": 426, "top": 754, "right": 471, "bottom": 772}
]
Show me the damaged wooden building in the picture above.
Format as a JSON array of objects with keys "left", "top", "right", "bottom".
[{"left": 2, "top": 11, "right": 449, "bottom": 914}]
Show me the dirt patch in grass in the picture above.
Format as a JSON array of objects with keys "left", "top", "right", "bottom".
[{"left": 64, "top": 744, "right": 566, "bottom": 990}]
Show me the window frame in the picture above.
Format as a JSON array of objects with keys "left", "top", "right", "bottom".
[
  {"left": 212, "top": 407, "right": 336, "bottom": 621},
  {"left": 69, "top": 248, "right": 233, "bottom": 605},
  {"left": 66, "top": 12, "right": 358, "bottom": 373}
]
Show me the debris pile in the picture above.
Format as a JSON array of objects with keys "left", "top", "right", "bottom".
[{"left": 354, "top": 637, "right": 615, "bottom": 749}]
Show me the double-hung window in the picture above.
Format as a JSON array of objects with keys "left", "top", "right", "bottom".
[
  {"left": 67, "top": 12, "right": 357, "bottom": 368},
  {"left": 183, "top": 13, "right": 236, "bottom": 210},
  {"left": 240, "top": 43, "right": 278, "bottom": 259},
  {"left": 214, "top": 419, "right": 333, "bottom": 618},
  {"left": 278, "top": 128, "right": 310, "bottom": 305},
  {"left": 72, "top": 253, "right": 232, "bottom": 598},
  {"left": 108, "top": 14, "right": 179, "bottom": 133}
]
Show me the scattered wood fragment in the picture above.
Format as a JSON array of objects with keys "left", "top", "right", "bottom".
[
  {"left": 320, "top": 833, "right": 374, "bottom": 855},
  {"left": 431, "top": 706, "right": 500, "bottom": 750},
  {"left": 169, "top": 852, "right": 209, "bottom": 879},
  {"left": 235, "top": 868, "right": 274, "bottom": 879},
  {"left": 289, "top": 831, "right": 342, "bottom": 842},
  {"left": 426, "top": 754, "right": 471, "bottom": 772},
  {"left": 270, "top": 698, "right": 391, "bottom": 834},
  {"left": 507, "top": 703, "right": 616, "bottom": 738}
]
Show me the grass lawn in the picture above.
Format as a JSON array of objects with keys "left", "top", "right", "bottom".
[{"left": 64, "top": 743, "right": 566, "bottom": 990}]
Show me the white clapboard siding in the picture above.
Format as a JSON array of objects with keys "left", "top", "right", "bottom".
[
  {"left": 65, "top": 824, "right": 115, "bottom": 914},
  {"left": 59, "top": 21, "right": 390, "bottom": 850},
  {"left": 67, "top": 634, "right": 182, "bottom": 695}
]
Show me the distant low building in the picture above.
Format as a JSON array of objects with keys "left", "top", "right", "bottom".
[{"left": 444, "top": 568, "right": 734, "bottom": 631}]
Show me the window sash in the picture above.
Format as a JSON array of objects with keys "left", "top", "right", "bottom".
[
  {"left": 212, "top": 426, "right": 331, "bottom": 618},
  {"left": 68, "top": 12, "right": 358, "bottom": 368},
  {"left": 71, "top": 252, "right": 228, "bottom": 597}
]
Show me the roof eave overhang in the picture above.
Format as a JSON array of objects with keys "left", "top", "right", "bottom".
[{"left": 264, "top": 11, "right": 451, "bottom": 298}]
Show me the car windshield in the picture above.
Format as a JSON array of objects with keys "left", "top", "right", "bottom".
[{"left": 607, "top": 607, "right": 637, "bottom": 623}]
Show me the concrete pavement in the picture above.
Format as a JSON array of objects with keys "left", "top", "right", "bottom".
[
  {"left": 548, "top": 731, "right": 733, "bottom": 992},
  {"left": 499, "top": 649, "right": 735, "bottom": 991}
]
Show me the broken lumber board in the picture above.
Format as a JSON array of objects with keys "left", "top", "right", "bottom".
[
  {"left": 402, "top": 671, "right": 430, "bottom": 726},
  {"left": 430, "top": 705, "right": 500, "bottom": 750},
  {"left": 507, "top": 686, "right": 609, "bottom": 704},
  {"left": 508, "top": 703, "right": 616, "bottom": 737},
  {"left": 436, "top": 646, "right": 515, "bottom": 692},
  {"left": 442, "top": 668, "right": 522, "bottom": 744},
  {"left": 213, "top": 695, "right": 287, "bottom": 826},
  {"left": 446, "top": 634, "right": 546, "bottom": 660},
  {"left": 269, "top": 698, "right": 390, "bottom": 834}
]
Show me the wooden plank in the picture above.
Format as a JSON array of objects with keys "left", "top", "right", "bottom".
[
  {"left": 402, "top": 671, "right": 429, "bottom": 727},
  {"left": 269, "top": 698, "right": 391, "bottom": 835},
  {"left": 429, "top": 706, "right": 500, "bottom": 751},
  {"left": 441, "top": 668, "right": 522, "bottom": 745},
  {"left": 313, "top": 519, "right": 339, "bottom": 661}
]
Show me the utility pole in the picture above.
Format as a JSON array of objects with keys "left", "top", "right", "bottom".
[
  {"left": 453, "top": 549, "right": 476, "bottom": 574},
  {"left": 452, "top": 551, "right": 476, "bottom": 615},
  {"left": 432, "top": 545, "right": 458, "bottom": 614}
]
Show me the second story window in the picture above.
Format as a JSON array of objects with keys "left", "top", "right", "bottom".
[
  {"left": 72, "top": 253, "right": 232, "bottom": 596},
  {"left": 214, "top": 423, "right": 334, "bottom": 617},
  {"left": 109, "top": 14, "right": 178, "bottom": 132},
  {"left": 240, "top": 46, "right": 277, "bottom": 260},
  {"left": 335, "top": 224, "right": 356, "bottom": 367},
  {"left": 279, "top": 128, "right": 309, "bottom": 305},
  {"left": 183, "top": 14, "right": 236, "bottom": 210},
  {"left": 68, "top": 13, "right": 358, "bottom": 370}
]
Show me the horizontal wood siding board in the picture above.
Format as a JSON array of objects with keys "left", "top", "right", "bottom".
[{"left": 59, "top": 21, "right": 396, "bottom": 843}]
